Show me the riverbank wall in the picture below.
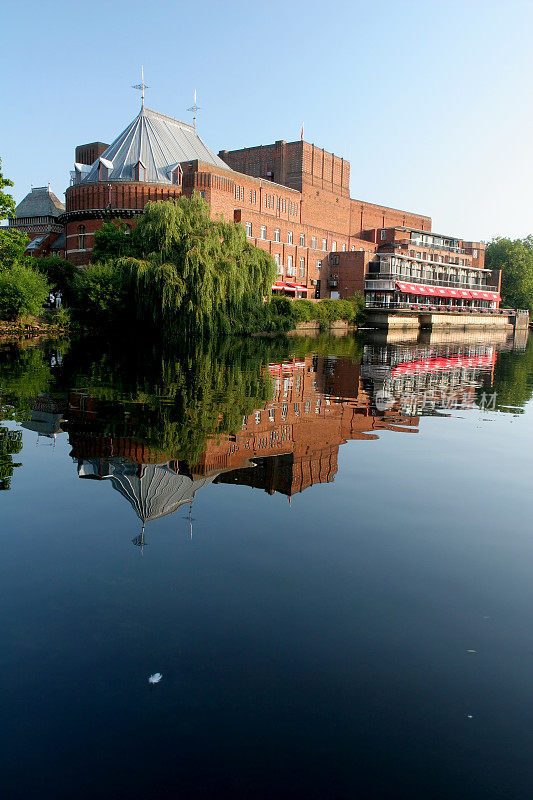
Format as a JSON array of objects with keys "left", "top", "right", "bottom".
[{"left": 366, "top": 308, "right": 529, "bottom": 333}]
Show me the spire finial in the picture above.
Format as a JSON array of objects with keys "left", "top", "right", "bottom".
[
  {"left": 132, "top": 65, "right": 149, "bottom": 107},
  {"left": 187, "top": 89, "right": 201, "bottom": 129}
]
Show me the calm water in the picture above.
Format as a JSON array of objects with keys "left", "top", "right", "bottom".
[{"left": 0, "top": 328, "right": 532, "bottom": 799}]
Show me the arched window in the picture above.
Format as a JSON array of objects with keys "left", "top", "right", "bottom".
[
  {"left": 78, "top": 225, "right": 86, "bottom": 250},
  {"left": 133, "top": 161, "right": 146, "bottom": 182}
]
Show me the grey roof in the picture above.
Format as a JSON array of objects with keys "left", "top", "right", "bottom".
[
  {"left": 25, "top": 235, "right": 47, "bottom": 250},
  {"left": 81, "top": 105, "right": 229, "bottom": 185},
  {"left": 15, "top": 186, "right": 65, "bottom": 219},
  {"left": 50, "top": 230, "right": 66, "bottom": 250},
  {"left": 78, "top": 459, "right": 216, "bottom": 522}
]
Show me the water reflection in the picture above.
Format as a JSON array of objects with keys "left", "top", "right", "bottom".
[{"left": 2, "top": 329, "right": 529, "bottom": 544}]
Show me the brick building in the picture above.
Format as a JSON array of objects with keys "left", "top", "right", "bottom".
[
  {"left": 59, "top": 101, "right": 432, "bottom": 295},
  {"left": 8, "top": 186, "right": 66, "bottom": 257},
  {"left": 43, "top": 98, "right": 493, "bottom": 308}
]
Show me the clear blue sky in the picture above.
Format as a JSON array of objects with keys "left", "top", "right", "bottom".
[{"left": 2, "top": 0, "right": 532, "bottom": 241}]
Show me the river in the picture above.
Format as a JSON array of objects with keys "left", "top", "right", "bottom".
[{"left": 0, "top": 328, "right": 531, "bottom": 799}]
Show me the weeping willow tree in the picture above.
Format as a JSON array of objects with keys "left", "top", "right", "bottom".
[{"left": 109, "top": 193, "right": 277, "bottom": 337}]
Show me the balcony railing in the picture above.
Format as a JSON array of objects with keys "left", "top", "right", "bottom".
[
  {"left": 365, "top": 273, "right": 497, "bottom": 291},
  {"left": 396, "top": 239, "right": 465, "bottom": 254},
  {"left": 365, "top": 301, "right": 513, "bottom": 314}
]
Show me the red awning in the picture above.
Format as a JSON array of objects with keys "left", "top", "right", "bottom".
[
  {"left": 395, "top": 282, "right": 500, "bottom": 301},
  {"left": 272, "top": 281, "right": 308, "bottom": 294},
  {"left": 469, "top": 289, "right": 501, "bottom": 301},
  {"left": 391, "top": 353, "right": 497, "bottom": 376},
  {"left": 285, "top": 282, "right": 308, "bottom": 293},
  {"left": 268, "top": 361, "right": 306, "bottom": 374}
]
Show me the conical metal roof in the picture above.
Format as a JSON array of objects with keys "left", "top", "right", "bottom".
[
  {"left": 81, "top": 106, "right": 229, "bottom": 185},
  {"left": 79, "top": 459, "right": 215, "bottom": 522}
]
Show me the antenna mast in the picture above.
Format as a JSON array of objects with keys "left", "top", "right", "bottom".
[
  {"left": 187, "top": 89, "right": 201, "bottom": 129},
  {"left": 132, "top": 65, "right": 150, "bottom": 107}
]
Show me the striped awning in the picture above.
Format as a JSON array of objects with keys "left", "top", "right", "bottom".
[{"left": 395, "top": 282, "right": 500, "bottom": 302}]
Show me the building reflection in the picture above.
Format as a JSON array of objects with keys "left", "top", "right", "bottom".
[{"left": 58, "top": 337, "right": 510, "bottom": 541}]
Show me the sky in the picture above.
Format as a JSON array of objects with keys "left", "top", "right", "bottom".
[{"left": 1, "top": 0, "right": 532, "bottom": 242}]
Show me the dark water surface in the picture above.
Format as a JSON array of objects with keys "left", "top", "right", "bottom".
[{"left": 0, "top": 329, "right": 532, "bottom": 799}]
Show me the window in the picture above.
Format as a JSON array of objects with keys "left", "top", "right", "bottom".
[
  {"left": 300, "top": 233, "right": 305, "bottom": 246},
  {"left": 98, "top": 162, "right": 108, "bottom": 181},
  {"left": 287, "top": 231, "right": 293, "bottom": 244},
  {"left": 274, "top": 253, "right": 280, "bottom": 265},
  {"left": 261, "top": 225, "right": 267, "bottom": 240},
  {"left": 245, "top": 222, "right": 252, "bottom": 237},
  {"left": 380, "top": 229, "right": 386, "bottom": 240},
  {"left": 311, "top": 236, "right": 317, "bottom": 249},
  {"left": 287, "top": 255, "right": 294, "bottom": 276},
  {"left": 322, "top": 238, "right": 327, "bottom": 251},
  {"left": 78, "top": 225, "right": 86, "bottom": 250},
  {"left": 332, "top": 240, "right": 337, "bottom": 251},
  {"left": 171, "top": 165, "right": 182, "bottom": 185},
  {"left": 275, "top": 228, "right": 280, "bottom": 242},
  {"left": 473, "top": 249, "right": 478, "bottom": 258},
  {"left": 351, "top": 245, "right": 355, "bottom": 251},
  {"left": 133, "top": 161, "right": 146, "bottom": 181},
  {"left": 342, "top": 244, "right": 346, "bottom": 252},
  {"left": 316, "top": 260, "right": 322, "bottom": 270},
  {"left": 255, "top": 411, "right": 261, "bottom": 424},
  {"left": 299, "top": 257, "right": 305, "bottom": 278},
  {"left": 250, "top": 189, "right": 256, "bottom": 204},
  {"left": 269, "top": 409, "right": 275, "bottom": 422}
]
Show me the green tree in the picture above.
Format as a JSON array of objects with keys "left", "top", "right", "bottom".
[
  {"left": 485, "top": 237, "right": 533, "bottom": 313},
  {"left": 0, "top": 228, "right": 30, "bottom": 270},
  {"left": 77, "top": 260, "right": 132, "bottom": 320},
  {"left": 85, "top": 194, "right": 277, "bottom": 336},
  {"left": 0, "top": 263, "right": 49, "bottom": 320},
  {"left": 33, "top": 255, "right": 80, "bottom": 305},
  {"left": 91, "top": 221, "right": 134, "bottom": 262},
  {"left": 0, "top": 426, "right": 22, "bottom": 490},
  {"left": 0, "top": 157, "right": 16, "bottom": 221}
]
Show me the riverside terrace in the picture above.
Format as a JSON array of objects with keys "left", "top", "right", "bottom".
[{"left": 326, "top": 225, "right": 507, "bottom": 313}]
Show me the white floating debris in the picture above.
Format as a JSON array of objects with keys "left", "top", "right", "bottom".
[
  {"left": 466, "top": 649, "right": 477, "bottom": 654},
  {"left": 467, "top": 714, "right": 473, "bottom": 719},
  {"left": 148, "top": 672, "right": 162, "bottom": 684}
]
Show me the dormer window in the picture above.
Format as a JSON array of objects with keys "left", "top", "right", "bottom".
[
  {"left": 73, "top": 162, "right": 90, "bottom": 185},
  {"left": 98, "top": 157, "right": 113, "bottom": 181},
  {"left": 133, "top": 161, "right": 146, "bottom": 182},
  {"left": 171, "top": 165, "right": 182, "bottom": 186}
]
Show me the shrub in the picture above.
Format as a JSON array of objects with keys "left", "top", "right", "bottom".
[
  {"left": 290, "top": 299, "right": 316, "bottom": 322},
  {"left": 0, "top": 263, "right": 49, "bottom": 320},
  {"left": 267, "top": 294, "right": 294, "bottom": 319},
  {"left": 50, "top": 307, "right": 72, "bottom": 329},
  {"left": 77, "top": 260, "right": 132, "bottom": 319},
  {"left": 33, "top": 256, "right": 81, "bottom": 306}
]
